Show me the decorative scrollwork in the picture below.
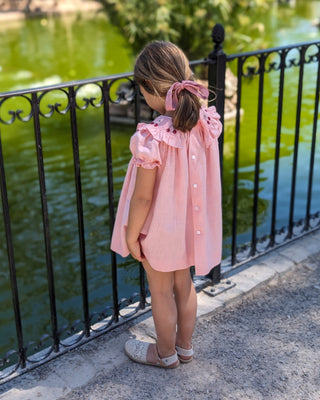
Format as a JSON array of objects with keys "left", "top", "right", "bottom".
[
  {"left": 108, "top": 77, "right": 136, "bottom": 105},
  {"left": 241, "top": 55, "right": 261, "bottom": 77},
  {"left": 89, "top": 305, "right": 115, "bottom": 333},
  {"left": 0, "top": 349, "right": 21, "bottom": 380},
  {"left": 118, "top": 291, "right": 150, "bottom": 319},
  {"left": 239, "top": 43, "right": 320, "bottom": 79},
  {"left": 264, "top": 51, "right": 283, "bottom": 73},
  {"left": 26, "top": 338, "right": 55, "bottom": 364},
  {"left": 59, "top": 321, "right": 87, "bottom": 347},
  {"left": 286, "top": 45, "right": 314, "bottom": 69},
  {"left": 305, "top": 43, "right": 320, "bottom": 64},
  {"left": 0, "top": 95, "right": 33, "bottom": 125},
  {"left": 309, "top": 211, "right": 320, "bottom": 228},
  {"left": 75, "top": 83, "right": 104, "bottom": 110},
  {"left": 38, "top": 89, "right": 70, "bottom": 117},
  {"left": 231, "top": 215, "right": 320, "bottom": 268},
  {"left": 256, "top": 234, "right": 271, "bottom": 252}
]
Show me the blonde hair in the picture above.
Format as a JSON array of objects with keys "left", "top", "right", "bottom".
[{"left": 134, "top": 41, "right": 201, "bottom": 132}]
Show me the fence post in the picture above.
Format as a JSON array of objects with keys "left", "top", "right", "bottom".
[
  {"left": 206, "top": 24, "right": 226, "bottom": 284},
  {"left": 208, "top": 23, "right": 226, "bottom": 160}
]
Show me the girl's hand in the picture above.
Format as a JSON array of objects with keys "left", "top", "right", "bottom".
[{"left": 127, "top": 239, "right": 145, "bottom": 262}]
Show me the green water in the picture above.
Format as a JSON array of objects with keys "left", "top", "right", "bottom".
[
  {"left": 0, "top": 12, "right": 134, "bottom": 92},
  {"left": 0, "top": 1, "right": 320, "bottom": 361}
]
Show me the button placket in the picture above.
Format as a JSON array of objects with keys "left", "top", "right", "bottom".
[
  {"left": 192, "top": 182, "right": 201, "bottom": 236},
  {"left": 189, "top": 141, "right": 203, "bottom": 239}
]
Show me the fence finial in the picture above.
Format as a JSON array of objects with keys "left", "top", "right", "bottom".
[{"left": 211, "top": 23, "right": 225, "bottom": 54}]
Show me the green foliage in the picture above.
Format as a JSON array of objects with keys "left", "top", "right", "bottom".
[{"left": 97, "top": 0, "right": 273, "bottom": 58}]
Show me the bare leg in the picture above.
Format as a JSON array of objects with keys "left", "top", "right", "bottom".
[
  {"left": 142, "top": 259, "right": 177, "bottom": 361},
  {"left": 174, "top": 268, "right": 197, "bottom": 351}
]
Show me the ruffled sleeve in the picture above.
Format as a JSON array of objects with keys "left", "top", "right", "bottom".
[
  {"left": 130, "top": 116, "right": 186, "bottom": 168},
  {"left": 199, "top": 106, "right": 223, "bottom": 147},
  {"left": 130, "top": 127, "right": 162, "bottom": 169}
]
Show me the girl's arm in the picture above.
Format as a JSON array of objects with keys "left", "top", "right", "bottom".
[{"left": 126, "top": 166, "right": 157, "bottom": 261}]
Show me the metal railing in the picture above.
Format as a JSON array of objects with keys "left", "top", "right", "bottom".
[{"left": 0, "top": 25, "right": 319, "bottom": 382}]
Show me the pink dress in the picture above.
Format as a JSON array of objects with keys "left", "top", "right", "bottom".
[{"left": 111, "top": 105, "right": 222, "bottom": 276}]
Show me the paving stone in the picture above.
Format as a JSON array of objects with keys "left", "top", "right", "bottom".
[
  {"left": 74, "top": 331, "right": 130, "bottom": 372},
  {"left": 231, "top": 264, "right": 276, "bottom": 294},
  {"left": 197, "top": 292, "right": 224, "bottom": 317},
  {"left": 128, "top": 318, "right": 157, "bottom": 342},
  {"left": 256, "top": 251, "right": 296, "bottom": 275},
  {"left": 53, "top": 353, "right": 97, "bottom": 390},
  {"left": 211, "top": 287, "right": 245, "bottom": 307},
  {"left": 0, "top": 371, "right": 65, "bottom": 400},
  {"left": 279, "top": 235, "right": 320, "bottom": 263}
]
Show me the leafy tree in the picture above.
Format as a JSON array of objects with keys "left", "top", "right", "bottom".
[{"left": 97, "top": 0, "right": 273, "bottom": 58}]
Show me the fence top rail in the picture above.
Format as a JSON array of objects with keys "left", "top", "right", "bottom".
[
  {"left": 0, "top": 71, "right": 135, "bottom": 99},
  {"left": 226, "top": 39, "right": 320, "bottom": 61},
  {"left": 0, "top": 59, "right": 208, "bottom": 100}
]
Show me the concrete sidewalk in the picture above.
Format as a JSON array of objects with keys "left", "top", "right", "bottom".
[{"left": 0, "top": 230, "right": 319, "bottom": 400}]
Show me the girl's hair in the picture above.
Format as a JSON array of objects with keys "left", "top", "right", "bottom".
[{"left": 134, "top": 41, "right": 201, "bottom": 132}]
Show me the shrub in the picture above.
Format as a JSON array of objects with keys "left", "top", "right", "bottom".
[{"left": 97, "top": 0, "right": 273, "bottom": 58}]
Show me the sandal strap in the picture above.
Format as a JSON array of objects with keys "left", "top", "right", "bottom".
[
  {"left": 175, "top": 345, "right": 194, "bottom": 357},
  {"left": 159, "top": 352, "right": 179, "bottom": 366}
]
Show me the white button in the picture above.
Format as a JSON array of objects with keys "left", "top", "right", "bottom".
[
  {"left": 196, "top": 230, "right": 201, "bottom": 235},
  {"left": 191, "top": 155, "right": 196, "bottom": 159},
  {"left": 194, "top": 206, "right": 199, "bottom": 211},
  {"left": 193, "top": 183, "right": 198, "bottom": 188}
]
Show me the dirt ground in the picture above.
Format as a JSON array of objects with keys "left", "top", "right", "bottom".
[{"left": 56, "top": 253, "right": 320, "bottom": 400}]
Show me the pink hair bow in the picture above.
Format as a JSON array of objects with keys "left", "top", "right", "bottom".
[{"left": 165, "top": 80, "right": 209, "bottom": 111}]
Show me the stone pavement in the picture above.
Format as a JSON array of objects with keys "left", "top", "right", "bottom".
[{"left": 0, "top": 229, "right": 319, "bottom": 400}]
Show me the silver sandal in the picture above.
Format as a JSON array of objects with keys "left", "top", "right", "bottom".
[
  {"left": 175, "top": 345, "right": 194, "bottom": 363},
  {"left": 125, "top": 339, "right": 180, "bottom": 369}
]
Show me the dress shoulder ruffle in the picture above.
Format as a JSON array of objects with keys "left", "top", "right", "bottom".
[
  {"left": 129, "top": 116, "right": 184, "bottom": 168},
  {"left": 198, "top": 105, "right": 223, "bottom": 147},
  {"left": 136, "top": 115, "right": 185, "bottom": 149}
]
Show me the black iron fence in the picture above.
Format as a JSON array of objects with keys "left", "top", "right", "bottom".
[{"left": 0, "top": 25, "right": 319, "bottom": 382}]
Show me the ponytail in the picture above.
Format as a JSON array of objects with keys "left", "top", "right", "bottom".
[
  {"left": 165, "top": 80, "right": 209, "bottom": 132},
  {"left": 172, "top": 91, "right": 201, "bottom": 132}
]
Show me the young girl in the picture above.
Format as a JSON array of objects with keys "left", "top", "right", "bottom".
[{"left": 111, "top": 41, "right": 222, "bottom": 368}]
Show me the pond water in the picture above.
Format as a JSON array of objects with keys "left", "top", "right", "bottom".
[
  {"left": 0, "top": 1, "right": 319, "bottom": 359},
  {"left": 0, "top": 11, "right": 134, "bottom": 93}
]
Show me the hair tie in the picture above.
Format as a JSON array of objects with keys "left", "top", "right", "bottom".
[{"left": 165, "top": 80, "right": 209, "bottom": 111}]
